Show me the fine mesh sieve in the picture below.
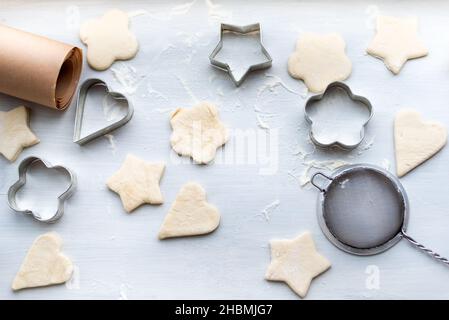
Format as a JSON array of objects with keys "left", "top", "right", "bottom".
[{"left": 311, "top": 164, "right": 449, "bottom": 265}]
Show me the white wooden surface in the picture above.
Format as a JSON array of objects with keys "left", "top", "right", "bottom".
[{"left": 1, "top": 0, "right": 449, "bottom": 300}]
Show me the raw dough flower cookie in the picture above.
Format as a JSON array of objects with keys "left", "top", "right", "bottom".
[
  {"left": 265, "top": 231, "right": 330, "bottom": 298},
  {"left": 288, "top": 33, "right": 352, "bottom": 93},
  {"left": 80, "top": 9, "right": 139, "bottom": 70},
  {"left": 367, "top": 16, "right": 428, "bottom": 74},
  {"left": 170, "top": 102, "right": 228, "bottom": 164},
  {"left": 0, "top": 106, "right": 39, "bottom": 162},
  {"left": 107, "top": 154, "right": 165, "bottom": 213},
  {"left": 395, "top": 109, "right": 447, "bottom": 177},
  {"left": 159, "top": 182, "right": 220, "bottom": 239},
  {"left": 12, "top": 232, "right": 73, "bottom": 291}
]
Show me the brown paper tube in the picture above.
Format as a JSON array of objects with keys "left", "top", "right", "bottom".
[{"left": 0, "top": 24, "right": 82, "bottom": 110}]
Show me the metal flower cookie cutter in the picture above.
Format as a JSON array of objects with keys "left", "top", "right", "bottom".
[
  {"left": 7, "top": 156, "right": 76, "bottom": 223},
  {"left": 73, "top": 78, "right": 134, "bottom": 145},
  {"left": 209, "top": 23, "right": 272, "bottom": 86},
  {"left": 311, "top": 164, "right": 449, "bottom": 266},
  {"left": 304, "top": 82, "right": 373, "bottom": 150}
]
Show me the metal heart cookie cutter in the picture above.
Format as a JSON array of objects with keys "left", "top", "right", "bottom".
[
  {"left": 311, "top": 164, "right": 449, "bottom": 266},
  {"left": 209, "top": 23, "right": 272, "bottom": 86},
  {"left": 7, "top": 156, "right": 76, "bottom": 223},
  {"left": 304, "top": 82, "right": 373, "bottom": 150},
  {"left": 73, "top": 78, "right": 134, "bottom": 145}
]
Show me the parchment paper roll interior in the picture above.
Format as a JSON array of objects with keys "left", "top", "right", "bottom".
[{"left": 0, "top": 24, "right": 82, "bottom": 110}]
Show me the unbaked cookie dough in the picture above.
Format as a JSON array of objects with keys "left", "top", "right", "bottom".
[
  {"left": 0, "top": 106, "right": 39, "bottom": 162},
  {"left": 158, "top": 182, "right": 220, "bottom": 239},
  {"left": 395, "top": 109, "right": 447, "bottom": 177},
  {"left": 288, "top": 33, "right": 352, "bottom": 93},
  {"left": 170, "top": 102, "right": 228, "bottom": 164},
  {"left": 80, "top": 9, "right": 139, "bottom": 70},
  {"left": 107, "top": 154, "right": 165, "bottom": 212},
  {"left": 367, "top": 16, "right": 428, "bottom": 74},
  {"left": 265, "top": 231, "right": 330, "bottom": 298},
  {"left": 12, "top": 232, "right": 73, "bottom": 291}
]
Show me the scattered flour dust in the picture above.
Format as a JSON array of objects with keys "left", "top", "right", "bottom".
[
  {"left": 119, "top": 283, "right": 129, "bottom": 300},
  {"left": 154, "top": 107, "right": 174, "bottom": 114},
  {"left": 288, "top": 133, "right": 376, "bottom": 187},
  {"left": 300, "top": 159, "right": 349, "bottom": 186},
  {"left": 176, "top": 31, "right": 207, "bottom": 48},
  {"left": 357, "top": 136, "right": 375, "bottom": 155},
  {"left": 216, "top": 86, "right": 225, "bottom": 97},
  {"left": 381, "top": 158, "right": 391, "bottom": 170},
  {"left": 290, "top": 143, "right": 316, "bottom": 160},
  {"left": 300, "top": 88, "right": 309, "bottom": 99},
  {"left": 258, "top": 73, "right": 300, "bottom": 96},
  {"left": 170, "top": 1, "right": 196, "bottom": 16},
  {"left": 127, "top": 1, "right": 195, "bottom": 20},
  {"left": 104, "top": 134, "right": 117, "bottom": 154},
  {"left": 174, "top": 31, "right": 208, "bottom": 64},
  {"left": 175, "top": 74, "right": 199, "bottom": 103},
  {"left": 259, "top": 200, "right": 280, "bottom": 221},
  {"left": 253, "top": 104, "right": 278, "bottom": 130},
  {"left": 111, "top": 63, "right": 145, "bottom": 95},
  {"left": 254, "top": 106, "right": 278, "bottom": 119},
  {"left": 256, "top": 114, "right": 271, "bottom": 130},
  {"left": 65, "top": 265, "right": 80, "bottom": 290},
  {"left": 288, "top": 153, "right": 349, "bottom": 187},
  {"left": 127, "top": 9, "right": 149, "bottom": 18},
  {"left": 205, "top": 0, "right": 233, "bottom": 24},
  {"left": 147, "top": 82, "right": 170, "bottom": 102}
]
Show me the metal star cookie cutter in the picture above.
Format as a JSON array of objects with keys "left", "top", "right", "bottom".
[
  {"left": 7, "top": 156, "right": 77, "bottom": 223},
  {"left": 209, "top": 23, "right": 272, "bottom": 86},
  {"left": 73, "top": 78, "right": 134, "bottom": 145},
  {"left": 304, "top": 82, "right": 373, "bottom": 150}
]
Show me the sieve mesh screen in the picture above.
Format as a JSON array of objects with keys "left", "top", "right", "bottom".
[{"left": 323, "top": 167, "right": 405, "bottom": 249}]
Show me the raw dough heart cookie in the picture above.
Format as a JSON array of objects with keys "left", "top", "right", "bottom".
[
  {"left": 395, "top": 109, "right": 447, "bottom": 177},
  {"left": 288, "top": 33, "right": 352, "bottom": 93},
  {"left": 80, "top": 9, "right": 139, "bottom": 70},
  {"left": 265, "top": 231, "right": 330, "bottom": 298},
  {"left": 158, "top": 182, "right": 220, "bottom": 239},
  {"left": 12, "top": 232, "right": 73, "bottom": 291},
  {"left": 170, "top": 102, "right": 228, "bottom": 164},
  {"left": 0, "top": 106, "right": 39, "bottom": 162},
  {"left": 367, "top": 16, "right": 428, "bottom": 74},
  {"left": 107, "top": 154, "right": 165, "bottom": 212}
]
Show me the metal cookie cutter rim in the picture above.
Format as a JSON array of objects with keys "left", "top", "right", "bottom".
[
  {"left": 73, "top": 78, "right": 134, "bottom": 145},
  {"left": 7, "top": 156, "right": 77, "bottom": 223},
  {"left": 304, "top": 82, "right": 373, "bottom": 150},
  {"left": 209, "top": 23, "right": 273, "bottom": 86}
]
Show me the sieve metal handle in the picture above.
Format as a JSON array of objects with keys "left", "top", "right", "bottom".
[
  {"left": 401, "top": 229, "right": 449, "bottom": 267},
  {"left": 311, "top": 172, "right": 333, "bottom": 193}
]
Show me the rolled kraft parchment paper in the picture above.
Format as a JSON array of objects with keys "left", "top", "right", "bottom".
[{"left": 0, "top": 24, "right": 82, "bottom": 110}]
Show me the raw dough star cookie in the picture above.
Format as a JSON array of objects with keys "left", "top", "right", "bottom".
[
  {"left": 367, "top": 16, "right": 428, "bottom": 74},
  {"left": 12, "top": 232, "right": 73, "bottom": 291},
  {"left": 265, "top": 231, "right": 330, "bottom": 298},
  {"left": 159, "top": 182, "right": 220, "bottom": 239},
  {"left": 395, "top": 109, "right": 447, "bottom": 177},
  {"left": 0, "top": 106, "right": 39, "bottom": 162},
  {"left": 107, "top": 154, "right": 165, "bottom": 212},
  {"left": 288, "top": 33, "right": 352, "bottom": 93},
  {"left": 170, "top": 102, "right": 228, "bottom": 164},
  {"left": 80, "top": 9, "right": 139, "bottom": 70}
]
